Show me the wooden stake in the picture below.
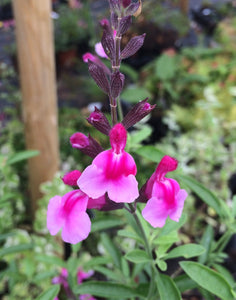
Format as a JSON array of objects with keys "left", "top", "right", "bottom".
[
  {"left": 13, "top": 0, "right": 59, "bottom": 219},
  {"left": 180, "top": 0, "right": 189, "bottom": 15}
]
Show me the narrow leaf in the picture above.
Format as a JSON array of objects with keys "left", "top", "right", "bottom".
[
  {"left": 35, "top": 254, "right": 66, "bottom": 268},
  {"left": 101, "top": 233, "right": 122, "bottom": 269},
  {"left": 176, "top": 174, "right": 224, "bottom": 216},
  {"left": 91, "top": 217, "right": 123, "bottom": 232},
  {"left": 6, "top": 150, "right": 39, "bottom": 165},
  {"left": 165, "top": 244, "right": 205, "bottom": 260},
  {"left": 134, "top": 145, "right": 164, "bottom": 163},
  {"left": 174, "top": 274, "right": 198, "bottom": 293},
  {"left": 0, "top": 243, "right": 33, "bottom": 256},
  {"left": 198, "top": 225, "right": 214, "bottom": 264},
  {"left": 35, "top": 285, "right": 60, "bottom": 300},
  {"left": 157, "top": 272, "right": 181, "bottom": 300},
  {"left": 180, "top": 261, "right": 235, "bottom": 300},
  {"left": 75, "top": 281, "right": 145, "bottom": 299},
  {"left": 125, "top": 249, "right": 150, "bottom": 263}
]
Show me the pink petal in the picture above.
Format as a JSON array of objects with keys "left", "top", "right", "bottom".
[
  {"left": 95, "top": 42, "right": 108, "bottom": 58},
  {"left": 47, "top": 196, "right": 65, "bottom": 235},
  {"left": 142, "top": 197, "right": 169, "bottom": 227},
  {"left": 108, "top": 175, "right": 139, "bottom": 203},
  {"left": 62, "top": 210, "right": 91, "bottom": 244},
  {"left": 169, "top": 189, "right": 188, "bottom": 222},
  {"left": 78, "top": 164, "right": 107, "bottom": 199}
]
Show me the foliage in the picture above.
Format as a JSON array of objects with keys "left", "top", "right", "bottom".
[{"left": 54, "top": 3, "right": 93, "bottom": 52}]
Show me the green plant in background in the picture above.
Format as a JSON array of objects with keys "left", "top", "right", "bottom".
[{"left": 54, "top": 3, "right": 94, "bottom": 53}]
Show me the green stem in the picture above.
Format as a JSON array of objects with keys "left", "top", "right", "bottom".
[{"left": 128, "top": 204, "right": 156, "bottom": 299}]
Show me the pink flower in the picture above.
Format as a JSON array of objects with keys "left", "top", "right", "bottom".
[
  {"left": 47, "top": 190, "right": 91, "bottom": 244},
  {"left": 77, "top": 267, "right": 94, "bottom": 284},
  {"left": 142, "top": 156, "right": 188, "bottom": 227},
  {"left": 78, "top": 123, "right": 139, "bottom": 203}
]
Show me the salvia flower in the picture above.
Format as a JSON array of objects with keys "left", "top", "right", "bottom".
[
  {"left": 142, "top": 155, "right": 188, "bottom": 227},
  {"left": 78, "top": 123, "right": 139, "bottom": 203},
  {"left": 47, "top": 190, "right": 91, "bottom": 244}
]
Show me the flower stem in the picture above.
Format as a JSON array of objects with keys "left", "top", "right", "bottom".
[{"left": 128, "top": 203, "right": 156, "bottom": 299}]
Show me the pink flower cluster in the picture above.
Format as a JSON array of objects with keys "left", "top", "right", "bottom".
[{"left": 47, "top": 123, "right": 187, "bottom": 244}]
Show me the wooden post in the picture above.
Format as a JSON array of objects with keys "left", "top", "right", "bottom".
[
  {"left": 180, "top": 0, "right": 189, "bottom": 15},
  {"left": 13, "top": 0, "right": 59, "bottom": 219}
]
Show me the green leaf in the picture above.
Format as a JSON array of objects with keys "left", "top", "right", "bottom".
[
  {"left": 156, "top": 272, "right": 181, "bottom": 300},
  {"left": 198, "top": 225, "right": 214, "bottom": 264},
  {"left": 155, "top": 54, "right": 177, "bottom": 81},
  {"left": 35, "top": 285, "right": 60, "bottom": 300},
  {"left": 91, "top": 217, "right": 124, "bottom": 232},
  {"left": 159, "top": 214, "right": 187, "bottom": 237},
  {"left": 125, "top": 249, "right": 151, "bottom": 263},
  {"left": 156, "top": 259, "right": 167, "bottom": 271},
  {"left": 0, "top": 243, "right": 33, "bottom": 256},
  {"left": 85, "top": 256, "right": 112, "bottom": 269},
  {"left": 212, "top": 263, "right": 236, "bottom": 288},
  {"left": 35, "top": 254, "right": 66, "bottom": 268},
  {"left": 75, "top": 281, "right": 146, "bottom": 299},
  {"left": 176, "top": 174, "right": 224, "bottom": 216},
  {"left": 101, "top": 233, "right": 122, "bottom": 269},
  {"left": 154, "top": 231, "right": 179, "bottom": 245},
  {"left": 93, "top": 266, "right": 122, "bottom": 281},
  {"left": 122, "top": 85, "right": 151, "bottom": 103},
  {"left": 165, "top": 244, "right": 205, "bottom": 260},
  {"left": 6, "top": 150, "right": 39, "bottom": 165},
  {"left": 134, "top": 146, "right": 164, "bottom": 163},
  {"left": 118, "top": 229, "right": 143, "bottom": 244},
  {"left": 129, "top": 126, "right": 152, "bottom": 145},
  {"left": 174, "top": 274, "right": 198, "bottom": 293},
  {"left": 180, "top": 261, "right": 235, "bottom": 300}
]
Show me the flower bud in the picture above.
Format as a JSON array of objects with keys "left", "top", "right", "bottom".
[
  {"left": 87, "top": 107, "right": 111, "bottom": 135},
  {"left": 122, "top": 98, "right": 156, "bottom": 129},
  {"left": 70, "top": 132, "right": 103, "bottom": 158},
  {"left": 88, "top": 61, "right": 110, "bottom": 94},
  {"left": 121, "top": 33, "right": 146, "bottom": 59},
  {"left": 62, "top": 170, "right": 81, "bottom": 186},
  {"left": 110, "top": 71, "right": 125, "bottom": 98}
]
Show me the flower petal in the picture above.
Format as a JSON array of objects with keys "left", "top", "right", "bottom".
[
  {"left": 169, "top": 189, "right": 188, "bottom": 222},
  {"left": 62, "top": 210, "right": 91, "bottom": 244},
  {"left": 142, "top": 197, "right": 169, "bottom": 227},
  {"left": 47, "top": 196, "right": 65, "bottom": 236},
  {"left": 108, "top": 174, "right": 139, "bottom": 203},
  {"left": 78, "top": 164, "right": 107, "bottom": 199}
]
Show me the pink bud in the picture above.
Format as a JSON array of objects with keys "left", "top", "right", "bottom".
[
  {"left": 62, "top": 170, "right": 81, "bottom": 186},
  {"left": 87, "top": 107, "right": 111, "bottom": 135},
  {"left": 70, "top": 133, "right": 90, "bottom": 149}
]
